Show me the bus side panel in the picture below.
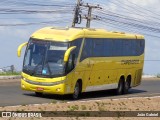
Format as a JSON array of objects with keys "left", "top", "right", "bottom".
[{"left": 133, "top": 69, "right": 143, "bottom": 87}]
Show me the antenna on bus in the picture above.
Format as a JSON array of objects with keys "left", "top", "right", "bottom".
[{"left": 72, "top": 0, "right": 101, "bottom": 28}]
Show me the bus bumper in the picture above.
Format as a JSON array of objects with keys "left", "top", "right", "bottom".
[{"left": 21, "top": 79, "right": 66, "bottom": 95}]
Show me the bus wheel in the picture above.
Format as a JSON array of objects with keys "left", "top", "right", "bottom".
[
  {"left": 116, "top": 79, "right": 124, "bottom": 95},
  {"left": 35, "top": 92, "right": 43, "bottom": 97},
  {"left": 124, "top": 80, "right": 130, "bottom": 94},
  {"left": 72, "top": 82, "right": 80, "bottom": 100}
]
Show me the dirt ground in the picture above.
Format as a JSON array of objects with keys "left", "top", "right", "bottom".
[{"left": 0, "top": 96, "right": 160, "bottom": 120}]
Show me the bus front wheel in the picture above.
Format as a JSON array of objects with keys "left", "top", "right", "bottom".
[
  {"left": 116, "top": 79, "right": 124, "bottom": 95},
  {"left": 72, "top": 82, "right": 80, "bottom": 100},
  {"left": 35, "top": 92, "right": 43, "bottom": 97}
]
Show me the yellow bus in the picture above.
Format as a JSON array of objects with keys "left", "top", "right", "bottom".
[{"left": 17, "top": 27, "right": 145, "bottom": 99}]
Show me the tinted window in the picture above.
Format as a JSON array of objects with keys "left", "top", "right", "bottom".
[
  {"left": 112, "top": 40, "right": 123, "bottom": 56},
  {"left": 80, "top": 38, "right": 145, "bottom": 61},
  {"left": 66, "top": 39, "right": 82, "bottom": 73},
  {"left": 93, "top": 39, "right": 104, "bottom": 57},
  {"left": 71, "top": 38, "right": 82, "bottom": 60},
  {"left": 104, "top": 39, "right": 113, "bottom": 56},
  {"left": 121, "top": 39, "right": 145, "bottom": 56},
  {"left": 81, "top": 39, "right": 93, "bottom": 61},
  {"left": 123, "top": 40, "right": 132, "bottom": 56},
  {"left": 140, "top": 40, "right": 145, "bottom": 55},
  {"left": 71, "top": 39, "right": 82, "bottom": 50}
]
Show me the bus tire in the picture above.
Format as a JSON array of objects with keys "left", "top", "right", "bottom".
[
  {"left": 35, "top": 92, "right": 43, "bottom": 97},
  {"left": 124, "top": 81, "right": 130, "bottom": 94},
  {"left": 124, "top": 77, "right": 131, "bottom": 94},
  {"left": 72, "top": 81, "right": 80, "bottom": 100},
  {"left": 116, "top": 79, "right": 124, "bottom": 95}
]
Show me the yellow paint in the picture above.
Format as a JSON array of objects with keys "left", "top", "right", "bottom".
[
  {"left": 21, "top": 79, "right": 66, "bottom": 95},
  {"left": 17, "top": 42, "right": 28, "bottom": 57},
  {"left": 64, "top": 46, "right": 76, "bottom": 62},
  {"left": 30, "top": 27, "right": 144, "bottom": 41},
  {"left": 19, "top": 27, "right": 145, "bottom": 95}
]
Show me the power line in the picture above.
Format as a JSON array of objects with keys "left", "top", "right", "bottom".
[
  {"left": 97, "top": 0, "right": 160, "bottom": 24},
  {"left": 0, "top": 8, "right": 73, "bottom": 14},
  {"left": 0, "top": 0, "right": 160, "bottom": 40},
  {"left": 72, "top": 0, "right": 101, "bottom": 28},
  {"left": 82, "top": 3, "right": 102, "bottom": 28},
  {"left": 0, "top": 19, "right": 71, "bottom": 27},
  {"left": 96, "top": 10, "right": 160, "bottom": 33}
]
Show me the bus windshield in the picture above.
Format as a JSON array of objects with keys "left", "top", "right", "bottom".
[{"left": 23, "top": 39, "right": 69, "bottom": 77}]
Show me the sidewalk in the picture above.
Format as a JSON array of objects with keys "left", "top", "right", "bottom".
[
  {"left": 0, "top": 76, "right": 21, "bottom": 80},
  {"left": 0, "top": 76, "right": 21, "bottom": 84}
]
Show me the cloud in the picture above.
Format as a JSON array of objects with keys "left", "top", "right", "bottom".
[
  {"left": 92, "top": 0, "right": 160, "bottom": 74},
  {"left": 129, "top": 0, "right": 160, "bottom": 7},
  {"left": 0, "top": 0, "right": 160, "bottom": 74}
]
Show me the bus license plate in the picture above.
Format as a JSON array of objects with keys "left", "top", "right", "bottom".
[{"left": 36, "top": 87, "right": 44, "bottom": 91}]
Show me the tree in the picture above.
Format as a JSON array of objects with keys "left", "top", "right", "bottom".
[{"left": 10, "top": 65, "right": 15, "bottom": 74}]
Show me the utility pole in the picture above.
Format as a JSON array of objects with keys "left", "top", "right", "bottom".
[
  {"left": 72, "top": 0, "right": 101, "bottom": 28},
  {"left": 72, "top": 0, "right": 82, "bottom": 27},
  {"left": 83, "top": 4, "right": 101, "bottom": 28},
  {"left": 86, "top": 5, "right": 92, "bottom": 28}
]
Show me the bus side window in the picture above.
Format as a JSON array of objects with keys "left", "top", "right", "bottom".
[
  {"left": 66, "top": 51, "right": 76, "bottom": 73},
  {"left": 93, "top": 39, "right": 104, "bottom": 57},
  {"left": 124, "top": 40, "right": 130, "bottom": 56},
  {"left": 66, "top": 39, "right": 82, "bottom": 73},
  {"left": 104, "top": 39, "right": 113, "bottom": 57},
  {"left": 80, "top": 39, "right": 93, "bottom": 61},
  {"left": 140, "top": 40, "right": 145, "bottom": 55},
  {"left": 71, "top": 39, "right": 82, "bottom": 64}
]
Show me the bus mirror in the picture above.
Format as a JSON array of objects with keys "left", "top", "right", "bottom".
[
  {"left": 17, "top": 42, "right": 28, "bottom": 57},
  {"left": 64, "top": 46, "right": 77, "bottom": 62}
]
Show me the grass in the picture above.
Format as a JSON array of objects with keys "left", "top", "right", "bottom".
[
  {"left": 81, "top": 105, "right": 87, "bottom": 110},
  {"left": 52, "top": 100, "right": 57, "bottom": 104},
  {"left": 98, "top": 106, "right": 105, "bottom": 111},
  {"left": 0, "top": 71, "right": 21, "bottom": 76},
  {"left": 68, "top": 105, "right": 79, "bottom": 111}
]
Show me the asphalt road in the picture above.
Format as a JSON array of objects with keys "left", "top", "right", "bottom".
[{"left": 0, "top": 79, "right": 160, "bottom": 107}]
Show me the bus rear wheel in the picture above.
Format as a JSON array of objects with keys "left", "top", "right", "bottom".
[
  {"left": 116, "top": 79, "right": 124, "bottom": 95},
  {"left": 124, "top": 80, "right": 130, "bottom": 94},
  {"left": 72, "top": 82, "right": 80, "bottom": 100}
]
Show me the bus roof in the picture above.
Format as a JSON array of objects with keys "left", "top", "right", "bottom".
[{"left": 31, "top": 27, "right": 144, "bottom": 42}]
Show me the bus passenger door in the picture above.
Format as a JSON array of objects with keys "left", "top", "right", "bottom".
[
  {"left": 86, "top": 59, "right": 94, "bottom": 86},
  {"left": 79, "top": 58, "right": 94, "bottom": 91},
  {"left": 79, "top": 38, "right": 95, "bottom": 91},
  {"left": 65, "top": 38, "right": 83, "bottom": 94}
]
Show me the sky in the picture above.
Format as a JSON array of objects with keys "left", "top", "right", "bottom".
[{"left": 0, "top": 0, "right": 160, "bottom": 75}]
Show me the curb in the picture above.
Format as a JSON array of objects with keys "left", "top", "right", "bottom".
[
  {"left": 1, "top": 95, "right": 160, "bottom": 108},
  {"left": 0, "top": 76, "right": 21, "bottom": 80}
]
